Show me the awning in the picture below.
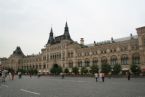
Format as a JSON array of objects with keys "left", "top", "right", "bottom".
[{"left": 122, "top": 68, "right": 129, "bottom": 70}]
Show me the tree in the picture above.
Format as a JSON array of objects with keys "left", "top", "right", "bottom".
[
  {"left": 130, "top": 64, "right": 141, "bottom": 75},
  {"left": 90, "top": 65, "right": 99, "bottom": 74},
  {"left": 72, "top": 67, "right": 79, "bottom": 75},
  {"left": 112, "top": 64, "right": 121, "bottom": 75},
  {"left": 101, "top": 64, "right": 111, "bottom": 74},
  {"left": 50, "top": 64, "right": 62, "bottom": 75},
  {"left": 27, "top": 68, "right": 38, "bottom": 75},
  {"left": 7, "top": 68, "right": 15, "bottom": 73},
  {"left": 64, "top": 68, "right": 69, "bottom": 74},
  {"left": 17, "top": 68, "right": 27, "bottom": 74},
  {"left": 81, "top": 67, "right": 88, "bottom": 75}
]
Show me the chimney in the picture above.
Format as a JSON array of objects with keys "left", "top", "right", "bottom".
[{"left": 80, "top": 38, "right": 84, "bottom": 45}]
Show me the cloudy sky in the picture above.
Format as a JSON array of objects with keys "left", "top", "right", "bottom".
[{"left": 0, "top": 0, "right": 145, "bottom": 58}]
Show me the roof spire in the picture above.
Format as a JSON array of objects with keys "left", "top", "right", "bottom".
[
  {"left": 64, "top": 21, "right": 71, "bottom": 40},
  {"left": 50, "top": 27, "right": 53, "bottom": 33},
  {"left": 65, "top": 21, "right": 68, "bottom": 28},
  {"left": 47, "top": 27, "right": 54, "bottom": 45}
]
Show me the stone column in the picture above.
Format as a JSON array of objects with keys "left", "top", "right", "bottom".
[
  {"left": 97, "top": 58, "right": 101, "bottom": 72},
  {"left": 117, "top": 55, "right": 121, "bottom": 65},
  {"left": 107, "top": 56, "right": 111, "bottom": 65},
  {"left": 128, "top": 54, "right": 132, "bottom": 65},
  {"left": 90, "top": 58, "right": 93, "bottom": 66},
  {"left": 73, "top": 50, "right": 77, "bottom": 67}
]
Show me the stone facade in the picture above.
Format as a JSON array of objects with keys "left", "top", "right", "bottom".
[{"left": 2, "top": 22, "right": 145, "bottom": 73}]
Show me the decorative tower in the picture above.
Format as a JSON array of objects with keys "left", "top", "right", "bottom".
[
  {"left": 64, "top": 22, "right": 71, "bottom": 40},
  {"left": 136, "top": 26, "right": 145, "bottom": 69},
  {"left": 47, "top": 27, "right": 54, "bottom": 45}
]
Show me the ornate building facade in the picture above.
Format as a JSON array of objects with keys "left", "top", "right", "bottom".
[{"left": 2, "top": 22, "right": 145, "bottom": 73}]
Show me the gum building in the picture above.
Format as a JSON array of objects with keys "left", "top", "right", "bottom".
[{"left": 2, "top": 22, "right": 145, "bottom": 73}]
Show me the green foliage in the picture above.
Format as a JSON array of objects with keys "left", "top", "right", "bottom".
[
  {"left": 90, "top": 65, "right": 99, "bottom": 74},
  {"left": 130, "top": 64, "right": 141, "bottom": 75},
  {"left": 72, "top": 67, "right": 79, "bottom": 75},
  {"left": 17, "top": 68, "right": 26, "bottom": 74},
  {"left": 81, "top": 67, "right": 88, "bottom": 74},
  {"left": 101, "top": 64, "right": 111, "bottom": 74},
  {"left": 50, "top": 64, "right": 62, "bottom": 75},
  {"left": 112, "top": 64, "right": 121, "bottom": 75},
  {"left": 64, "top": 68, "right": 69, "bottom": 74},
  {"left": 27, "top": 68, "right": 38, "bottom": 75},
  {"left": 7, "top": 68, "right": 15, "bottom": 73}
]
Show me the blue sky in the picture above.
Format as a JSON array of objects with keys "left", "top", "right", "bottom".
[{"left": 0, "top": 0, "right": 145, "bottom": 57}]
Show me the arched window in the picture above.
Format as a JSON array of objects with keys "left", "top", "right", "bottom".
[
  {"left": 111, "top": 55, "right": 117, "bottom": 65},
  {"left": 101, "top": 56, "right": 107, "bottom": 64},
  {"left": 43, "top": 64, "right": 46, "bottom": 69},
  {"left": 92, "top": 57, "right": 98, "bottom": 65},
  {"left": 132, "top": 53, "right": 140, "bottom": 65},
  {"left": 78, "top": 60, "right": 82, "bottom": 67},
  {"left": 39, "top": 65, "right": 42, "bottom": 69},
  {"left": 85, "top": 58, "right": 90, "bottom": 67},
  {"left": 69, "top": 61, "right": 73, "bottom": 68},
  {"left": 36, "top": 64, "right": 38, "bottom": 69},
  {"left": 121, "top": 54, "right": 128, "bottom": 65}
]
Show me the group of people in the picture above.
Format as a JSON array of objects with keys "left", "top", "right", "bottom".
[
  {"left": 0, "top": 69, "right": 22, "bottom": 83},
  {"left": 94, "top": 72, "right": 105, "bottom": 82},
  {"left": 94, "top": 71, "right": 131, "bottom": 82},
  {"left": 0, "top": 69, "right": 8, "bottom": 82}
]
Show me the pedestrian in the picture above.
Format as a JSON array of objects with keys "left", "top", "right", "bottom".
[
  {"left": 127, "top": 71, "right": 131, "bottom": 80},
  {"left": 18, "top": 71, "right": 22, "bottom": 79},
  {"left": 11, "top": 71, "right": 15, "bottom": 80},
  {"left": 0, "top": 70, "right": 2, "bottom": 77},
  {"left": 2, "top": 70, "right": 6, "bottom": 82},
  {"left": 99, "top": 72, "right": 102, "bottom": 81},
  {"left": 2, "top": 69, "right": 7, "bottom": 82},
  {"left": 102, "top": 73, "right": 105, "bottom": 82},
  {"left": 29, "top": 72, "right": 32, "bottom": 78},
  {"left": 8, "top": 72, "right": 12, "bottom": 80},
  {"left": 108, "top": 72, "right": 112, "bottom": 79},
  {"left": 60, "top": 73, "right": 64, "bottom": 79},
  {"left": 95, "top": 73, "right": 98, "bottom": 82},
  {"left": 37, "top": 72, "right": 41, "bottom": 78}
]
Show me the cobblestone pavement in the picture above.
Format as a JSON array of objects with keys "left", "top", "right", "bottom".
[{"left": 0, "top": 76, "right": 145, "bottom": 97}]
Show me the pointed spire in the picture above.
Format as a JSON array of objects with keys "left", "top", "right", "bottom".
[
  {"left": 65, "top": 21, "right": 68, "bottom": 28},
  {"left": 64, "top": 21, "right": 71, "bottom": 40},
  {"left": 47, "top": 27, "right": 54, "bottom": 45},
  {"left": 50, "top": 27, "right": 53, "bottom": 33},
  {"left": 64, "top": 21, "right": 69, "bottom": 32}
]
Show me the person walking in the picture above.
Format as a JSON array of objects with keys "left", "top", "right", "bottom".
[
  {"left": 2, "top": 69, "right": 7, "bottom": 82},
  {"left": 95, "top": 73, "right": 98, "bottom": 82},
  {"left": 18, "top": 71, "right": 22, "bottom": 79},
  {"left": 2, "top": 70, "right": 6, "bottom": 82},
  {"left": 108, "top": 72, "right": 112, "bottom": 79},
  {"left": 11, "top": 71, "right": 15, "bottom": 80},
  {"left": 102, "top": 73, "right": 105, "bottom": 82},
  {"left": 37, "top": 72, "right": 41, "bottom": 78},
  {"left": 99, "top": 72, "right": 102, "bottom": 81},
  {"left": 127, "top": 71, "right": 131, "bottom": 80},
  {"left": 8, "top": 72, "right": 12, "bottom": 80},
  {"left": 60, "top": 73, "right": 64, "bottom": 79}
]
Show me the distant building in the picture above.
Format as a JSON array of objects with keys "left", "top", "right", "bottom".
[
  {"left": 0, "top": 59, "right": 1, "bottom": 71},
  {"left": 2, "top": 22, "right": 145, "bottom": 74},
  {"left": 0, "top": 57, "right": 7, "bottom": 71}
]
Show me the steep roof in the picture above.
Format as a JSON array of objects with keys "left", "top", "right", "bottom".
[{"left": 10, "top": 46, "right": 25, "bottom": 57}]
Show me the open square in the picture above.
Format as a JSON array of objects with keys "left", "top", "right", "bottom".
[{"left": 0, "top": 76, "right": 145, "bottom": 97}]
